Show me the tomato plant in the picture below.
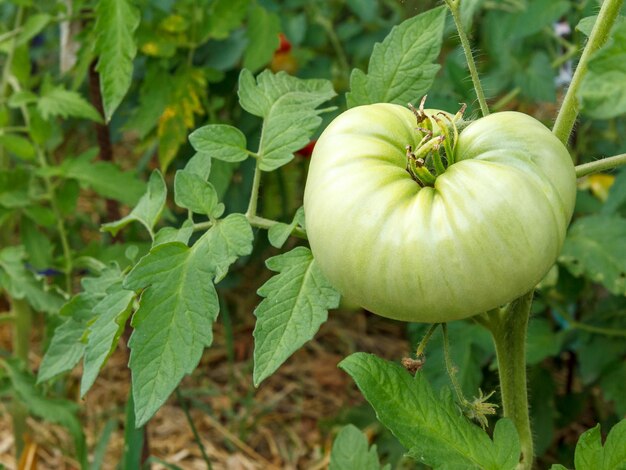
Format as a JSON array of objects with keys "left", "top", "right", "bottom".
[
  {"left": 305, "top": 103, "right": 577, "bottom": 322},
  {"left": 2, "top": 0, "right": 626, "bottom": 468}
]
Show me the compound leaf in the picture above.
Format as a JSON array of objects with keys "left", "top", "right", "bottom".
[
  {"left": 124, "top": 214, "right": 253, "bottom": 426},
  {"left": 238, "top": 69, "right": 335, "bottom": 171}
]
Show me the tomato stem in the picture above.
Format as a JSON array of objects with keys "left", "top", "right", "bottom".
[
  {"left": 415, "top": 323, "right": 440, "bottom": 357},
  {"left": 442, "top": 323, "right": 497, "bottom": 429},
  {"left": 552, "top": 0, "right": 624, "bottom": 146},
  {"left": 483, "top": 291, "right": 534, "bottom": 470},
  {"left": 575, "top": 152, "right": 626, "bottom": 178},
  {"left": 444, "top": 0, "right": 490, "bottom": 117}
]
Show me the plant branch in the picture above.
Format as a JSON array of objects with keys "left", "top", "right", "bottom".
[
  {"left": 193, "top": 215, "right": 307, "bottom": 240},
  {"left": 444, "top": 0, "right": 490, "bottom": 116},
  {"left": 246, "top": 161, "right": 262, "bottom": 219},
  {"left": 415, "top": 323, "right": 440, "bottom": 357},
  {"left": 484, "top": 291, "right": 534, "bottom": 470},
  {"left": 575, "top": 153, "right": 626, "bottom": 178},
  {"left": 552, "top": 0, "right": 624, "bottom": 145}
]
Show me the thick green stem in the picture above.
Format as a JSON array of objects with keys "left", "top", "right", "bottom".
[
  {"left": 552, "top": 0, "right": 624, "bottom": 146},
  {"left": 485, "top": 291, "right": 534, "bottom": 470},
  {"left": 445, "top": 0, "right": 490, "bottom": 117},
  {"left": 575, "top": 153, "right": 626, "bottom": 178}
]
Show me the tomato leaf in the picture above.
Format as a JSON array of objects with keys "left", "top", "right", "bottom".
[
  {"left": 93, "top": 0, "right": 140, "bottom": 121},
  {"left": 329, "top": 424, "right": 390, "bottom": 470},
  {"left": 174, "top": 169, "right": 224, "bottom": 218},
  {"left": 267, "top": 207, "right": 304, "bottom": 249},
  {"left": 346, "top": 6, "right": 446, "bottom": 108},
  {"left": 124, "top": 214, "right": 253, "bottom": 426},
  {"left": 80, "top": 283, "right": 135, "bottom": 397},
  {"left": 37, "top": 83, "right": 102, "bottom": 123},
  {"left": 38, "top": 265, "right": 126, "bottom": 383},
  {"left": 4, "top": 358, "right": 87, "bottom": 468},
  {"left": 339, "top": 353, "right": 521, "bottom": 470},
  {"left": 253, "top": 247, "right": 340, "bottom": 386},
  {"left": 50, "top": 149, "right": 146, "bottom": 206},
  {"left": 238, "top": 69, "right": 336, "bottom": 171},
  {"left": 559, "top": 214, "right": 626, "bottom": 295},
  {"left": 188, "top": 124, "right": 248, "bottom": 163},
  {"left": 242, "top": 4, "right": 280, "bottom": 73},
  {"left": 37, "top": 295, "right": 96, "bottom": 383},
  {"left": 579, "top": 22, "right": 626, "bottom": 119},
  {"left": 102, "top": 170, "right": 167, "bottom": 238}
]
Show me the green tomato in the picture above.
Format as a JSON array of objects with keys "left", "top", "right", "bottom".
[{"left": 303, "top": 103, "right": 576, "bottom": 323}]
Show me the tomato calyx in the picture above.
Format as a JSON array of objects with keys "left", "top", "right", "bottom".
[{"left": 405, "top": 97, "right": 466, "bottom": 187}]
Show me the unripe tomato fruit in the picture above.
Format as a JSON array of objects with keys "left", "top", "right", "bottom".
[{"left": 303, "top": 103, "right": 576, "bottom": 323}]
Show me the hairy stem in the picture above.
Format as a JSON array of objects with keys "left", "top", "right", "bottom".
[
  {"left": 442, "top": 323, "right": 468, "bottom": 406},
  {"left": 552, "top": 0, "right": 624, "bottom": 145},
  {"left": 485, "top": 291, "right": 534, "bottom": 470},
  {"left": 415, "top": 323, "right": 440, "bottom": 357},
  {"left": 575, "top": 153, "right": 626, "bottom": 178},
  {"left": 445, "top": 0, "right": 490, "bottom": 116}
]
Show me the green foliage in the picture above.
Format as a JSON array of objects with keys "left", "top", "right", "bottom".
[
  {"left": 188, "top": 124, "right": 248, "bottom": 163},
  {"left": 4, "top": 359, "right": 87, "bottom": 468},
  {"left": 101, "top": 170, "right": 166, "bottom": 238},
  {"left": 243, "top": 4, "right": 280, "bottom": 72},
  {"left": 550, "top": 420, "right": 626, "bottom": 470},
  {"left": 43, "top": 149, "right": 146, "bottom": 206},
  {"left": 37, "top": 83, "right": 103, "bottom": 123},
  {"left": 238, "top": 69, "right": 336, "bottom": 170},
  {"left": 579, "top": 22, "right": 626, "bottom": 119},
  {"left": 124, "top": 214, "right": 253, "bottom": 426},
  {"left": 93, "top": 0, "right": 140, "bottom": 121},
  {"left": 346, "top": 6, "right": 446, "bottom": 108},
  {"left": 329, "top": 424, "right": 390, "bottom": 470},
  {"left": 339, "top": 353, "right": 521, "bottom": 469},
  {"left": 559, "top": 214, "right": 626, "bottom": 295},
  {"left": 0, "top": 246, "right": 63, "bottom": 313},
  {"left": 252, "top": 247, "right": 340, "bottom": 386}
]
